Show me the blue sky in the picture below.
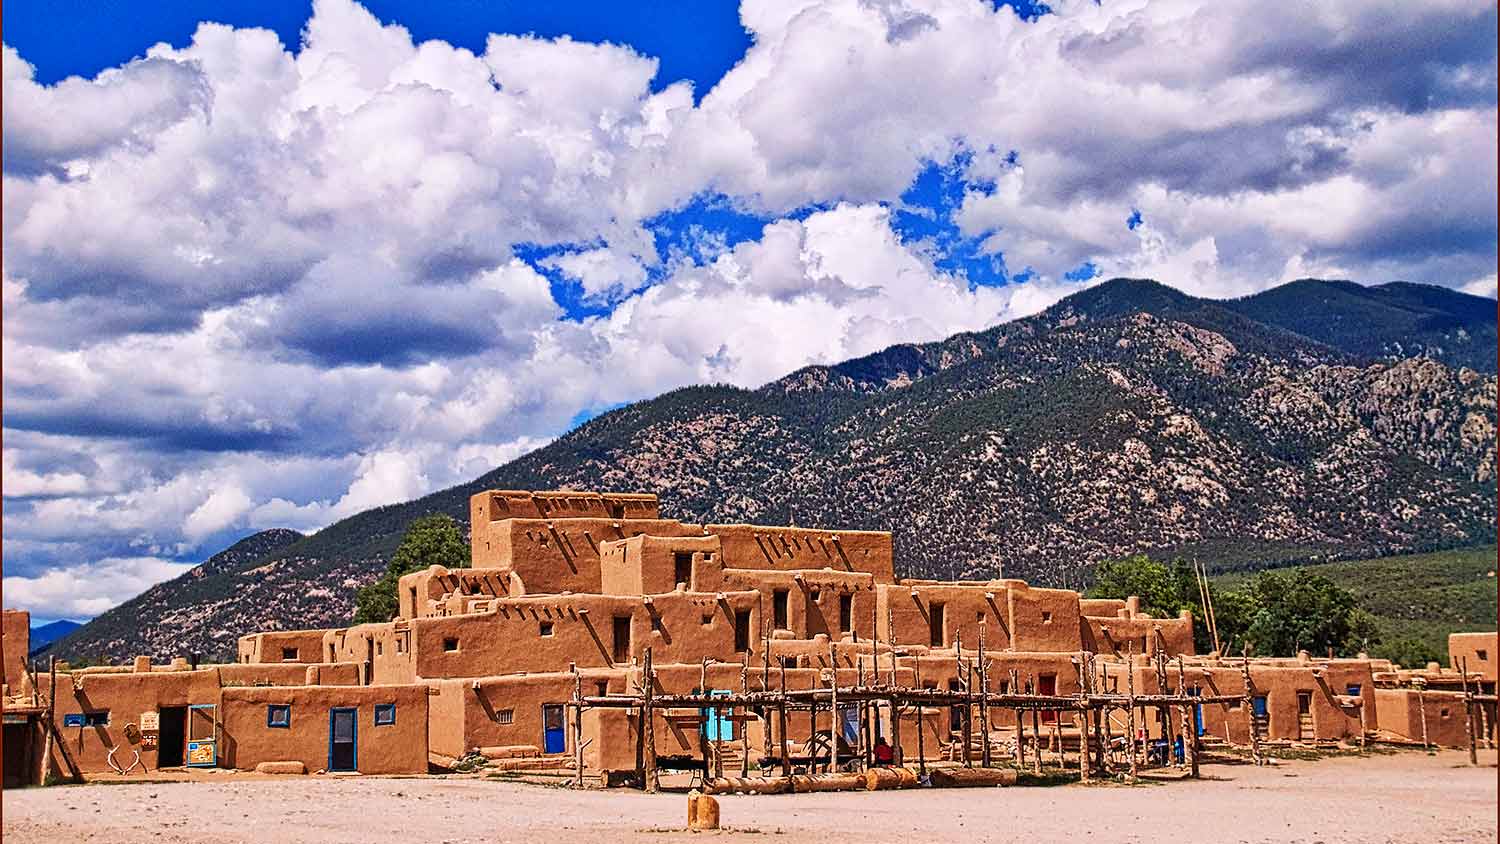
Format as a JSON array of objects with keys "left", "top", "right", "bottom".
[{"left": 2, "top": 0, "right": 1495, "bottom": 623}]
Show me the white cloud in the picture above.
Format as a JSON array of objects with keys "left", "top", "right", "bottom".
[
  {"left": 1, "top": 0, "right": 1493, "bottom": 620},
  {"left": 3, "top": 556, "right": 197, "bottom": 619}
]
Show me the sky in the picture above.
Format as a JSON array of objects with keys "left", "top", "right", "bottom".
[{"left": 3, "top": 0, "right": 1496, "bottom": 624}]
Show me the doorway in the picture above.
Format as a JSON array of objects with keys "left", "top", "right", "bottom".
[
  {"left": 157, "top": 706, "right": 187, "bottom": 768},
  {"left": 542, "top": 704, "right": 566, "bottom": 754},
  {"left": 1038, "top": 674, "right": 1057, "bottom": 723},
  {"left": 329, "top": 708, "right": 357, "bottom": 772},
  {"left": 3, "top": 722, "right": 32, "bottom": 787},
  {"left": 1296, "top": 691, "right": 1313, "bottom": 740}
]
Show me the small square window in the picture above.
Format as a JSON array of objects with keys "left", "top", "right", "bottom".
[
  {"left": 1041, "top": 612, "right": 1053, "bottom": 624},
  {"left": 495, "top": 708, "right": 514, "bottom": 725},
  {"left": 444, "top": 637, "right": 459, "bottom": 652},
  {"left": 1477, "top": 649, "right": 1489, "bottom": 662},
  {"left": 596, "top": 681, "right": 609, "bottom": 696},
  {"left": 281, "top": 647, "right": 299, "bottom": 661},
  {"left": 702, "top": 613, "right": 714, "bottom": 626},
  {"left": 82, "top": 711, "right": 110, "bottom": 727},
  {"left": 1440, "top": 707, "right": 1451, "bottom": 718},
  {"left": 267, "top": 705, "right": 291, "bottom": 728},
  {"left": 1346, "top": 684, "right": 1362, "bottom": 696},
  {"left": 374, "top": 704, "right": 396, "bottom": 726},
  {"left": 376, "top": 642, "right": 383, "bottom": 656},
  {"left": 540, "top": 622, "right": 554, "bottom": 637},
  {"left": 976, "top": 611, "right": 984, "bottom": 622}
]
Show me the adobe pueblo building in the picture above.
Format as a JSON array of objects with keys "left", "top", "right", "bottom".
[{"left": 3, "top": 489, "right": 1496, "bottom": 789}]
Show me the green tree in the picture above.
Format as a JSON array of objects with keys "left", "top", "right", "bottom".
[
  {"left": 1087, "top": 554, "right": 1251, "bottom": 654},
  {"left": 1372, "top": 636, "right": 1442, "bottom": 669},
  {"left": 353, "top": 514, "right": 470, "bottom": 623},
  {"left": 1241, "top": 568, "right": 1378, "bottom": 657}
]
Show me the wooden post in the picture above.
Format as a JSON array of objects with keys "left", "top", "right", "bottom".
[
  {"left": 1240, "top": 646, "right": 1262, "bottom": 766},
  {"left": 778, "top": 656, "right": 793, "bottom": 789},
  {"left": 741, "top": 652, "right": 751, "bottom": 778},
  {"left": 956, "top": 632, "right": 972, "bottom": 768},
  {"left": 762, "top": 628, "right": 774, "bottom": 763},
  {"left": 886, "top": 604, "right": 902, "bottom": 767},
  {"left": 700, "top": 658, "right": 715, "bottom": 778},
  {"left": 829, "top": 642, "right": 840, "bottom": 774},
  {"left": 571, "top": 661, "right": 585, "bottom": 788},
  {"left": 1417, "top": 681, "right": 1431, "bottom": 752},
  {"left": 643, "top": 648, "right": 658, "bottom": 793},
  {"left": 978, "top": 621, "right": 991, "bottom": 768},
  {"left": 915, "top": 658, "right": 927, "bottom": 779},
  {"left": 1462, "top": 657, "right": 1477, "bottom": 766},
  {"left": 40, "top": 656, "right": 57, "bottom": 785},
  {"left": 1010, "top": 668, "right": 1023, "bottom": 767},
  {"left": 1029, "top": 673, "right": 1042, "bottom": 774},
  {"left": 1126, "top": 651, "right": 1138, "bottom": 782},
  {"left": 857, "top": 653, "right": 869, "bottom": 769},
  {"left": 1178, "top": 657, "right": 1198, "bottom": 778}
]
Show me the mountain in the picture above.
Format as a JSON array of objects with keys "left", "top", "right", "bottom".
[
  {"left": 28, "top": 620, "right": 81, "bottom": 653},
  {"left": 46, "top": 278, "right": 1498, "bottom": 663},
  {"left": 42, "top": 529, "right": 304, "bottom": 664}
]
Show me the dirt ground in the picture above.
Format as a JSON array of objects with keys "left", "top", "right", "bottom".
[{"left": 4, "top": 749, "right": 1495, "bottom": 844}]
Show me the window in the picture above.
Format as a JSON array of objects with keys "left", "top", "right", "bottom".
[
  {"left": 281, "top": 647, "right": 299, "bottom": 661},
  {"left": 1346, "top": 684, "right": 1362, "bottom": 696},
  {"left": 674, "top": 552, "right": 693, "bottom": 588},
  {"left": 1251, "top": 695, "right": 1268, "bottom": 718},
  {"left": 1041, "top": 611, "right": 1053, "bottom": 624},
  {"left": 376, "top": 642, "right": 383, "bottom": 656},
  {"left": 540, "top": 622, "right": 554, "bottom": 637},
  {"left": 82, "top": 711, "right": 110, "bottom": 727},
  {"left": 734, "top": 610, "right": 751, "bottom": 652},
  {"left": 612, "top": 616, "right": 631, "bottom": 663},
  {"left": 495, "top": 709, "right": 515, "bottom": 725},
  {"left": 596, "top": 681, "right": 609, "bottom": 696},
  {"left": 443, "top": 637, "right": 460, "bottom": 652},
  {"left": 811, "top": 588, "right": 821, "bottom": 602},
  {"left": 929, "top": 603, "right": 945, "bottom": 647},
  {"left": 267, "top": 705, "right": 291, "bottom": 728},
  {"left": 328, "top": 646, "right": 336, "bottom": 661},
  {"left": 1440, "top": 707, "right": 1452, "bottom": 718},
  {"left": 396, "top": 636, "right": 405, "bottom": 654},
  {"left": 374, "top": 704, "right": 396, "bottom": 726},
  {"left": 773, "top": 590, "right": 789, "bottom": 630},
  {"left": 1478, "top": 649, "right": 1489, "bottom": 662},
  {"left": 838, "top": 594, "right": 852, "bottom": 633},
  {"left": 702, "top": 613, "right": 714, "bottom": 626},
  {"left": 409, "top": 586, "right": 418, "bottom": 615}
]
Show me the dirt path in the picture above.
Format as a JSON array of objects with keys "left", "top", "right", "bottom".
[{"left": 5, "top": 749, "right": 1495, "bottom": 844}]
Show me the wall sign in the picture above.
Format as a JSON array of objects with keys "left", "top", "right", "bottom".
[{"left": 139, "top": 710, "right": 159, "bottom": 731}]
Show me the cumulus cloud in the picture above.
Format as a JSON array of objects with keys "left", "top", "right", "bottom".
[
  {"left": 3, "top": 556, "right": 198, "bottom": 619},
  {"left": 2, "top": 0, "right": 1494, "bottom": 619}
]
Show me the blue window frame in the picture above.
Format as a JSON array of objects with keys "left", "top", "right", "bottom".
[
  {"left": 267, "top": 704, "right": 291, "bottom": 728},
  {"left": 374, "top": 703, "right": 396, "bottom": 726},
  {"left": 1251, "top": 695, "right": 1269, "bottom": 717},
  {"left": 82, "top": 711, "right": 109, "bottom": 727},
  {"left": 1346, "top": 684, "right": 1362, "bottom": 696}
]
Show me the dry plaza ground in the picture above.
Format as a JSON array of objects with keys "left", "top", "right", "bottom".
[{"left": 3, "top": 748, "right": 1495, "bottom": 844}]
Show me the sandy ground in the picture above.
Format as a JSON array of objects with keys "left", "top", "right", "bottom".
[{"left": 4, "top": 749, "right": 1495, "bottom": 844}]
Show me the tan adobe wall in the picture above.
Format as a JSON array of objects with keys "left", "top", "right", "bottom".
[
  {"left": 219, "top": 684, "right": 428, "bottom": 774},
  {"left": 706, "top": 525, "right": 895, "bottom": 583},
  {"left": 1449, "top": 632, "right": 1497, "bottom": 683},
  {"left": 878, "top": 582, "right": 1088, "bottom": 654},
  {"left": 39, "top": 667, "right": 223, "bottom": 775},
  {"left": 599, "top": 534, "right": 724, "bottom": 596},
  {"left": 1372, "top": 688, "right": 1471, "bottom": 746},
  {"left": 474, "top": 518, "right": 703, "bottom": 592},
  {"left": 237, "top": 630, "right": 336, "bottom": 664},
  {"left": 1080, "top": 612, "right": 1195, "bottom": 658},
  {"left": 3, "top": 609, "right": 30, "bottom": 692},
  {"left": 411, "top": 590, "right": 763, "bottom": 680},
  {"left": 399, "top": 567, "right": 520, "bottom": 618}
]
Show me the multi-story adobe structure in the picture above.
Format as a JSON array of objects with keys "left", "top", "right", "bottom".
[{"left": 2, "top": 489, "right": 1494, "bottom": 786}]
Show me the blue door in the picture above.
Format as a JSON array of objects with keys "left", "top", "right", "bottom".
[
  {"left": 703, "top": 690, "right": 734, "bottom": 741},
  {"left": 543, "top": 704, "right": 566, "bottom": 754},
  {"left": 1189, "top": 688, "right": 1205, "bottom": 737},
  {"left": 1251, "top": 695, "right": 1268, "bottom": 718},
  {"left": 840, "top": 706, "right": 859, "bottom": 746},
  {"left": 329, "top": 708, "right": 357, "bottom": 772}
]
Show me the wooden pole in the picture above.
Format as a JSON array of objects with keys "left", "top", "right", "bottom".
[
  {"left": 40, "top": 656, "right": 57, "bottom": 785},
  {"left": 829, "top": 642, "right": 840, "bottom": 774},
  {"left": 1126, "top": 651, "right": 1138, "bottom": 782},
  {"left": 978, "top": 621, "right": 991, "bottom": 768},
  {"left": 778, "top": 657, "right": 793, "bottom": 790},
  {"left": 762, "top": 628, "right": 774, "bottom": 763},
  {"left": 741, "top": 652, "right": 751, "bottom": 778},
  {"left": 1029, "top": 673, "right": 1041, "bottom": 774},
  {"left": 886, "top": 604, "right": 902, "bottom": 767},
  {"left": 956, "top": 632, "right": 972, "bottom": 768},
  {"left": 571, "top": 661, "right": 585, "bottom": 788},
  {"left": 701, "top": 658, "right": 715, "bottom": 778},
  {"left": 1178, "top": 657, "right": 1198, "bottom": 778},
  {"left": 1417, "top": 681, "right": 1431, "bottom": 751},
  {"left": 1461, "top": 657, "right": 1477, "bottom": 766},
  {"left": 1010, "top": 668, "right": 1023, "bottom": 767},
  {"left": 915, "top": 658, "right": 927, "bottom": 779},
  {"left": 1240, "top": 646, "right": 1262, "bottom": 766},
  {"left": 643, "top": 648, "right": 658, "bottom": 792}
]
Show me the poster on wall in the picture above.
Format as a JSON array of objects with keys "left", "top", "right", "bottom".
[
  {"left": 186, "top": 740, "right": 216, "bottom": 767},
  {"left": 139, "top": 711, "right": 159, "bottom": 731}
]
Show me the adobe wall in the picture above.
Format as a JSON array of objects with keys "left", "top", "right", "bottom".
[
  {"left": 470, "top": 490, "right": 660, "bottom": 549},
  {"left": 40, "top": 667, "right": 223, "bottom": 774},
  {"left": 706, "top": 525, "right": 895, "bottom": 582},
  {"left": 599, "top": 534, "right": 724, "bottom": 596},
  {"left": 474, "top": 517, "right": 703, "bottom": 593},
  {"left": 1182, "top": 660, "right": 1375, "bottom": 744},
  {"left": 717, "top": 569, "right": 877, "bottom": 642},
  {"left": 1080, "top": 612, "right": 1196, "bottom": 658},
  {"left": 219, "top": 684, "right": 428, "bottom": 774},
  {"left": 400, "top": 567, "right": 520, "bottom": 619},
  {"left": 1372, "top": 688, "right": 1471, "bottom": 747},
  {"left": 237, "top": 630, "right": 337, "bottom": 665},
  {"left": 411, "top": 590, "right": 763, "bottom": 679},
  {"left": 1449, "top": 632, "right": 1497, "bottom": 683},
  {"left": 3, "top": 609, "right": 29, "bottom": 692},
  {"left": 877, "top": 582, "right": 1089, "bottom": 654}
]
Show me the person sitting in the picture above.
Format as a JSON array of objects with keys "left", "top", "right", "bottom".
[{"left": 873, "top": 736, "right": 895, "bottom": 767}]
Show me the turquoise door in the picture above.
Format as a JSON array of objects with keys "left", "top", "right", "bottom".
[{"left": 703, "top": 690, "right": 734, "bottom": 741}]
